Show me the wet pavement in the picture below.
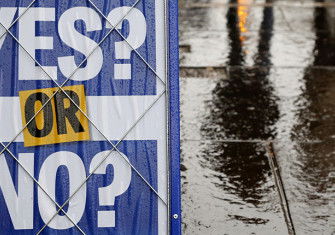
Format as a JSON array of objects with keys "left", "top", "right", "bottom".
[{"left": 179, "top": 0, "right": 335, "bottom": 234}]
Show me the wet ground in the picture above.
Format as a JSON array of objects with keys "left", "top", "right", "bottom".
[{"left": 179, "top": 0, "right": 335, "bottom": 234}]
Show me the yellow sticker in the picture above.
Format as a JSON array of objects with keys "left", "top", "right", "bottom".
[{"left": 19, "top": 85, "right": 90, "bottom": 147}]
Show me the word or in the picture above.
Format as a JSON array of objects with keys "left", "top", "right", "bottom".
[{"left": 19, "top": 85, "right": 89, "bottom": 146}]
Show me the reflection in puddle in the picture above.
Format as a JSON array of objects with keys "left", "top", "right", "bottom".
[
  {"left": 200, "top": 0, "right": 278, "bottom": 203},
  {"left": 276, "top": 4, "right": 335, "bottom": 233},
  {"left": 197, "top": 0, "right": 284, "bottom": 231},
  {"left": 237, "top": 0, "right": 252, "bottom": 42},
  {"left": 180, "top": 0, "right": 335, "bottom": 234}
]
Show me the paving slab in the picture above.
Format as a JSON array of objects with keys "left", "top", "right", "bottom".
[
  {"left": 180, "top": 63, "right": 335, "bottom": 235},
  {"left": 180, "top": 0, "right": 335, "bottom": 234},
  {"left": 273, "top": 141, "right": 335, "bottom": 234},
  {"left": 181, "top": 140, "right": 287, "bottom": 235}
]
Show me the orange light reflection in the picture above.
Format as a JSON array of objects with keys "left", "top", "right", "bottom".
[{"left": 237, "top": 0, "right": 252, "bottom": 43}]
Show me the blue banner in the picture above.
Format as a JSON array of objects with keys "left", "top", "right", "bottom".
[
  {"left": 0, "top": 141, "right": 158, "bottom": 234},
  {"left": 0, "top": 0, "right": 157, "bottom": 96},
  {"left": 0, "top": 0, "right": 167, "bottom": 233}
]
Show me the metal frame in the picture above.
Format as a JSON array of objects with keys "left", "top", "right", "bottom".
[{"left": 168, "top": 0, "right": 182, "bottom": 234}]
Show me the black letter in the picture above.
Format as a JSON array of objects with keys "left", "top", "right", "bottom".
[
  {"left": 54, "top": 90, "right": 85, "bottom": 135},
  {"left": 25, "top": 92, "right": 53, "bottom": 137}
]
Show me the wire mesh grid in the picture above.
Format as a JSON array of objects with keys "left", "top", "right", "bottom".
[{"left": 0, "top": 0, "right": 169, "bottom": 233}]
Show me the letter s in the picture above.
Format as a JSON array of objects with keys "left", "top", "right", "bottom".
[{"left": 58, "top": 7, "right": 103, "bottom": 81}]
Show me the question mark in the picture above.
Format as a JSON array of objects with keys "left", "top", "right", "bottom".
[
  {"left": 89, "top": 151, "right": 132, "bottom": 228},
  {"left": 107, "top": 7, "right": 147, "bottom": 80}
]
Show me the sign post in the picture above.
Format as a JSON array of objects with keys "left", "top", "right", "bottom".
[{"left": 0, "top": 0, "right": 180, "bottom": 234}]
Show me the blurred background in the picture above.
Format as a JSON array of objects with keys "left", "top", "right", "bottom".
[{"left": 178, "top": 0, "right": 335, "bottom": 234}]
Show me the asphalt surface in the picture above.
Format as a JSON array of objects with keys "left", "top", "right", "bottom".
[{"left": 179, "top": 0, "right": 335, "bottom": 234}]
